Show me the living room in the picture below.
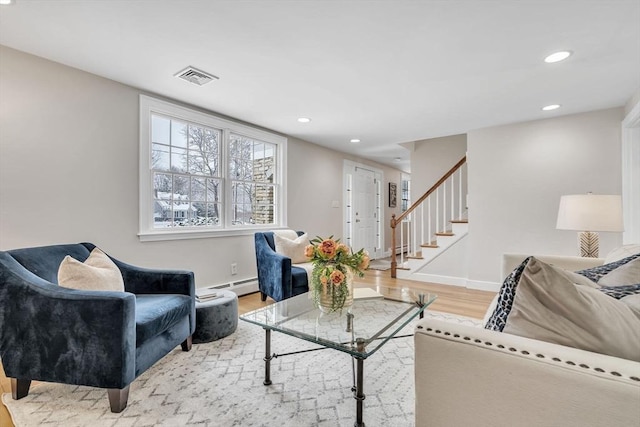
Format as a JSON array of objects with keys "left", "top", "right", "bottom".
[{"left": 1, "top": 1, "right": 639, "bottom": 426}]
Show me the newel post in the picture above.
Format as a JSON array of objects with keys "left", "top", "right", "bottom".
[{"left": 390, "top": 214, "right": 397, "bottom": 278}]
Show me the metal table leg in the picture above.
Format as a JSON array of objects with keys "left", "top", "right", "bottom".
[
  {"left": 353, "top": 338, "right": 366, "bottom": 427},
  {"left": 263, "top": 328, "right": 272, "bottom": 386}
]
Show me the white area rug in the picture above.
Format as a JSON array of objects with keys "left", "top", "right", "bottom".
[{"left": 3, "top": 311, "right": 481, "bottom": 427}]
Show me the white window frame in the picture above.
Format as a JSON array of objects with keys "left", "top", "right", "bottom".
[{"left": 139, "top": 95, "right": 287, "bottom": 241}]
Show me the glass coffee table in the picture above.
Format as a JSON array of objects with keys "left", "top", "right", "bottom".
[{"left": 240, "top": 286, "right": 437, "bottom": 427}]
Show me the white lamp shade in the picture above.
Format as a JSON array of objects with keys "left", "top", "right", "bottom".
[{"left": 556, "top": 194, "right": 624, "bottom": 232}]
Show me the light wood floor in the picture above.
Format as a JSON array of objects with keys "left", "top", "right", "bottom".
[{"left": 0, "top": 269, "right": 495, "bottom": 426}]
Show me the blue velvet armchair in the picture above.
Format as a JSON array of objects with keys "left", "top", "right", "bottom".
[
  {"left": 254, "top": 231, "right": 309, "bottom": 302},
  {"left": 0, "top": 242, "right": 195, "bottom": 412}
]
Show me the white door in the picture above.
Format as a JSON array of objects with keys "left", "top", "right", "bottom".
[{"left": 353, "top": 167, "right": 378, "bottom": 257}]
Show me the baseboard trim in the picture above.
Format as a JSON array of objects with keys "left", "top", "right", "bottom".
[
  {"left": 410, "top": 273, "right": 467, "bottom": 287},
  {"left": 466, "top": 279, "right": 500, "bottom": 292},
  {"left": 200, "top": 278, "right": 259, "bottom": 296}
]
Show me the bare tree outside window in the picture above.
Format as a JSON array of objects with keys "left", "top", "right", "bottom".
[{"left": 151, "top": 114, "right": 221, "bottom": 228}]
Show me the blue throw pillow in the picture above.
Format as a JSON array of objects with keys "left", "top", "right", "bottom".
[{"left": 484, "top": 256, "right": 532, "bottom": 332}]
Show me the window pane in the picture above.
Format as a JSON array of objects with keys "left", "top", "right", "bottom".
[
  {"left": 152, "top": 143, "right": 170, "bottom": 171},
  {"left": 253, "top": 204, "right": 274, "bottom": 225},
  {"left": 154, "top": 173, "right": 172, "bottom": 197},
  {"left": 192, "top": 177, "right": 206, "bottom": 201},
  {"left": 186, "top": 125, "right": 220, "bottom": 176},
  {"left": 171, "top": 147, "right": 188, "bottom": 173},
  {"left": 206, "top": 203, "right": 220, "bottom": 223},
  {"left": 173, "top": 175, "right": 189, "bottom": 198},
  {"left": 207, "top": 178, "right": 220, "bottom": 202},
  {"left": 171, "top": 120, "right": 187, "bottom": 148},
  {"left": 151, "top": 115, "right": 170, "bottom": 145},
  {"left": 189, "top": 151, "right": 205, "bottom": 175},
  {"left": 154, "top": 200, "right": 172, "bottom": 227}
]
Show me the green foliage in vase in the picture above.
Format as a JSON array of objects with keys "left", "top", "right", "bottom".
[{"left": 305, "top": 236, "right": 370, "bottom": 312}]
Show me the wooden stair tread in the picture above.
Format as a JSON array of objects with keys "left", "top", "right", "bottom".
[
  {"left": 450, "top": 219, "right": 468, "bottom": 224},
  {"left": 435, "top": 232, "right": 455, "bottom": 236},
  {"left": 421, "top": 243, "right": 439, "bottom": 248}
]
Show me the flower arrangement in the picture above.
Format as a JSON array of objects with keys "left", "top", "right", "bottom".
[{"left": 305, "top": 236, "right": 370, "bottom": 312}]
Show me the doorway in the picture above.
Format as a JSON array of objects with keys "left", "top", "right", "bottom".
[{"left": 343, "top": 161, "right": 383, "bottom": 259}]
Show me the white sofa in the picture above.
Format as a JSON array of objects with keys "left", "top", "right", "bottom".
[{"left": 414, "top": 254, "right": 640, "bottom": 427}]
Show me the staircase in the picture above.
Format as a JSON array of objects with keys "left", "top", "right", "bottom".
[{"left": 390, "top": 156, "right": 468, "bottom": 281}]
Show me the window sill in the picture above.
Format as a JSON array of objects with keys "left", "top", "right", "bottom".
[{"left": 138, "top": 226, "right": 291, "bottom": 242}]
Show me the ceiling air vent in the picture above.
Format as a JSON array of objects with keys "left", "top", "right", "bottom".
[{"left": 174, "top": 66, "right": 219, "bottom": 86}]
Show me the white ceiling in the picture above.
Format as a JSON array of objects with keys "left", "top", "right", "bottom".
[{"left": 1, "top": 1, "right": 639, "bottom": 173}]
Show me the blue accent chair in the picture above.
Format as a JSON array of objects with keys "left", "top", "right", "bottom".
[
  {"left": 0, "top": 242, "right": 195, "bottom": 413},
  {"left": 254, "top": 231, "right": 309, "bottom": 302}
]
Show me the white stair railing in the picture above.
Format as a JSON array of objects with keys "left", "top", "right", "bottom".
[{"left": 390, "top": 157, "right": 467, "bottom": 277}]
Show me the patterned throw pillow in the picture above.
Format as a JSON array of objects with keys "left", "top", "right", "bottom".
[
  {"left": 575, "top": 253, "right": 640, "bottom": 283},
  {"left": 598, "top": 284, "right": 640, "bottom": 300},
  {"left": 484, "top": 256, "right": 532, "bottom": 332}
]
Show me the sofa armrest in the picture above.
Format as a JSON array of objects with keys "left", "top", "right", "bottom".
[
  {"left": 414, "top": 318, "right": 640, "bottom": 427},
  {"left": 255, "top": 233, "right": 292, "bottom": 301},
  {"left": 112, "top": 258, "right": 195, "bottom": 297},
  {"left": 0, "top": 254, "right": 136, "bottom": 389},
  {"left": 502, "top": 253, "right": 605, "bottom": 278}
]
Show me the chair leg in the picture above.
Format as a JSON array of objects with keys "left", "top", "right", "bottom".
[
  {"left": 181, "top": 335, "right": 192, "bottom": 351},
  {"left": 11, "top": 378, "right": 31, "bottom": 400},
  {"left": 107, "top": 386, "right": 130, "bottom": 413},
  {"left": 260, "top": 292, "right": 267, "bottom": 302}
]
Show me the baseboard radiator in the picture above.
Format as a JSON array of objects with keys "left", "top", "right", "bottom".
[{"left": 199, "top": 277, "right": 259, "bottom": 296}]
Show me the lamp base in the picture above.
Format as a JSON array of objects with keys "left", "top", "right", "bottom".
[{"left": 578, "top": 231, "right": 599, "bottom": 258}]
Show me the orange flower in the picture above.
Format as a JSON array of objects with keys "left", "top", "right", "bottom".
[
  {"left": 336, "top": 243, "right": 349, "bottom": 255},
  {"left": 359, "top": 255, "right": 370, "bottom": 270},
  {"left": 318, "top": 239, "right": 337, "bottom": 259},
  {"left": 330, "top": 269, "right": 345, "bottom": 286},
  {"left": 304, "top": 244, "right": 315, "bottom": 259}
]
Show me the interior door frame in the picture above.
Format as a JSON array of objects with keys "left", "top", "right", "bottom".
[{"left": 343, "top": 160, "right": 384, "bottom": 259}]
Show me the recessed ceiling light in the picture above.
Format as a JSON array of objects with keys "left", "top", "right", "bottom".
[
  {"left": 350, "top": 139, "right": 360, "bottom": 143},
  {"left": 297, "top": 117, "right": 311, "bottom": 123},
  {"left": 544, "top": 51, "right": 572, "bottom": 63},
  {"left": 542, "top": 104, "right": 561, "bottom": 111}
]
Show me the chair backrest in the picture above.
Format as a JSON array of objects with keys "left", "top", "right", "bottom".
[{"left": 5, "top": 243, "right": 94, "bottom": 285}]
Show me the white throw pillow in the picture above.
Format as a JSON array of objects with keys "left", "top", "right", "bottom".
[
  {"left": 598, "top": 257, "right": 640, "bottom": 286},
  {"left": 274, "top": 232, "right": 309, "bottom": 264},
  {"left": 58, "top": 248, "right": 125, "bottom": 292},
  {"left": 272, "top": 229, "right": 299, "bottom": 240},
  {"left": 503, "top": 257, "right": 640, "bottom": 361},
  {"left": 605, "top": 244, "right": 640, "bottom": 264}
]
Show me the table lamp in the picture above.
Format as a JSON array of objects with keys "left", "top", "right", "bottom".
[{"left": 556, "top": 193, "right": 624, "bottom": 258}]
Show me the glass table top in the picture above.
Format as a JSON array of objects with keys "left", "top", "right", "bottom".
[{"left": 240, "top": 286, "right": 437, "bottom": 358}]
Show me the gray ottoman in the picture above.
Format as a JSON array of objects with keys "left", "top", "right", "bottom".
[{"left": 193, "top": 289, "right": 239, "bottom": 343}]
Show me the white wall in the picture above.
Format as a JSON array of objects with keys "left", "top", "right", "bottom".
[
  {"left": 0, "top": 45, "right": 404, "bottom": 288},
  {"left": 410, "top": 134, "right": 467, "bottom": 199},
  {"left": 467, "top": 108, "right": 624, "bottom": 288},
  {"left": 287, "top": 136, "right": 404, "bottom": 249}
]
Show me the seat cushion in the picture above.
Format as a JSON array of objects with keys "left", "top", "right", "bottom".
[
  {"left": 291, "top": 266, "right": 309, "bottom": 294},
  {"left": 135, "top": 294, "right": 192, "bottom": 344}
]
